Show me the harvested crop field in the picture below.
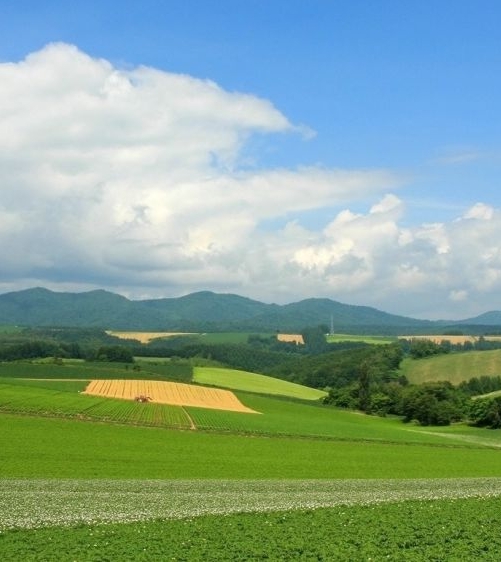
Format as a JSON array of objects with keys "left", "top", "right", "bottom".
[
  {"left": 83, "top": 380, "right": 258, "bottom": 414},
  {"left": 106, "top": 331, "right": 196, "bottom": 343},
  {"left": 277, "top": 333, "right": 304, "bottom": 345}
]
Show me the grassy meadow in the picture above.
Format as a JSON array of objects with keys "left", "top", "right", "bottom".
[
  {"left": 2, "top": 354, "right": 501, "bottom": 560},
  {"left": 193, "top": 366, "right": 327, "bottom": 400},
  {"left": 400, "top": 349, "right": 501, "bottom": 384}
]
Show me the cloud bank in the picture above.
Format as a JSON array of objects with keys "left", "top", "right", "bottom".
[{"left": 1, "top": 43, "right": 500, "bottom": 319}]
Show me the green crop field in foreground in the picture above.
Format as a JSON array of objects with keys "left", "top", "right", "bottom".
[
  {"left": 2, "top": 413, "right": 501, "bottom": 479},
  {"left": 193, "top": 366, "right": 326, "bottom": 400},
  {"left": 401, "top": 349, "right": 501, "bottom": 384},
  {"left": 1, "top": 484, "right": 501, "bottom": 560},
  {"left": 1, "top": 478, "right": 500, "bottom": 529},
  {"left": 0, "top": 383, "right": 193, "bottom": 429},
  {"left": 2, "top": 369, "right": 501, "bottom": 561}
]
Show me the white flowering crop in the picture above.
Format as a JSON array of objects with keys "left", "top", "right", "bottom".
[{"left": 1, "top": 478, "right": 501, "bottom": 530}]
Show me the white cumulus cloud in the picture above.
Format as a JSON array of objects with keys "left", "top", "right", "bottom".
[
  {"left": 2, "top": 43, "right": 501, "bottom": 320},
  {"left": 0, "top": 43, "right": 399, "bottom": 295}
]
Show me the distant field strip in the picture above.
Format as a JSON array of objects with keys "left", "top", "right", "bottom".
[
  {"left": 84, "top": 379, "right": 258, "bottom": 413},
  {"left": 2, "top": 478, "right": 501, "bottom": 530},
  {"left": 107, "top": 331, "right": 197, "bottom": 343},
  {"left": 399, "top": 335, "right": 479, "bottom": 344},
  {"left": 399, "top": 334, "right": 501, "bottom": 345},
  {"left": 327, "top": 334, "right": 396, "bottom": 345}
]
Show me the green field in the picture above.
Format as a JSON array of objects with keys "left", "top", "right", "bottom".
[
  {"left": 2, "top": 412, "right": 501, "bottom": 480},
  {"left": 2, "top": 357, "right": 501, "bottom": 560},
  {"left": 193, "top": 366, "right": 326, "bottom": 400},
  {"left": 400, "top": 349, "right": 501, "bottom": 384},
  {"left": 0, "top": 381, "right": 193, "bottom": 429},
  {"left": 2, "top": 495, "right": 501, "bottom": 560},
  {"left": 2, "top": 376, "right": 500, "bottom": 447}
]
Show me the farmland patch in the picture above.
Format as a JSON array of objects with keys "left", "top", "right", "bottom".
[
  {"left": 1, "top": 478, "right": 501, "bottom": 530},
  {"left": 401, "top": 349, "right": 501, "bottom": 384},
  {"left": 193, "top": 367, "right": 326, "bottom": 400},
  {"left": 327, "top": 333, "right": 396, "bottom": 345},
  {"left": 106, "top": 331, "right": 197, "bottom": 343},
  {"left": 83, "top": 379, "right": 258, "bottom": 413},
  {"left": 277, "top": 333, "right": 304, "bottom": 344}
]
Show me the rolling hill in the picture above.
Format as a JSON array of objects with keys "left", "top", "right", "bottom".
[
  {"left": 0, "top": 287, "right": 435, "bottom": 332},
  {"left": 0, "top": 286, "right": 499, "bottom": 333}
]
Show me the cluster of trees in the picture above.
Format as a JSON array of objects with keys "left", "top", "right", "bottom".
[
  {"left": 0, "top": 340, "right": 83, "bottom": 361},
  {"left": 324, "top": 371, "right": 501, "bottom": 428},
  {"left": 266, "top": 344, "right": 403, "bottom": 387},
  {"left": 459, "top": 375, "right": 501, "bottom": 396},
  {"left": 0, "top": 326, "right": 138, "bottom": 364},
  {"left": 0, "top": 327, "right": 134, "bottom": 362},
  {"left": 92, "top": 345, "right": 134, "bottom": 363},
  {"left": 469, "top": 397, "right": 501, "bottom": 429},
  {"left": 163, "top": 343, "right": 291, "bottom": 373}
]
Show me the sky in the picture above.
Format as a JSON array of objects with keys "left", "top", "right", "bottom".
[{"left": 0, "top": 1, "right": 500, "bottom": 320}]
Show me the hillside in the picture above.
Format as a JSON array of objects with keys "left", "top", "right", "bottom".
[
  {"left": 192, "top": 366, "right": 327, "bottom": 400},
  {"left": 0, "top": 287, "right": 444, "bottom": 332},
  {"left": 401, "top": 350, "right": 501, "bottom": 385},
  {"left": 458, "top": 311, "right": 501, "bottom": 325}
]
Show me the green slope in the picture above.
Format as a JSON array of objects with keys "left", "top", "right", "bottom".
[
  {"left": 2, "top": 379, "right": 501, "bottom": 449},
  {"left": 401, "top": 350, "right": 501, "bottom": 384},
  {"left": 2, "top": 413, "right": 501, "bottom": 479},
  {"left": 193, "top": 366, "right": 326, "bottom": 400}
]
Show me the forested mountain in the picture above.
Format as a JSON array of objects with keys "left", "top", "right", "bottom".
[
  {"left": 457, "top": 311, "right": 501, "bottom": 325},
  {"left": 0, "top": 287, "right": 498, "bottom": 333}
]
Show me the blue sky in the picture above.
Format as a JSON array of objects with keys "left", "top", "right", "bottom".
[{"left": 0, "top": 1, "right": 500, "bottom": 319}]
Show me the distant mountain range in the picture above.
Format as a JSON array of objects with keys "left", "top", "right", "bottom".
[{"left": 0, "top": 287, "right": 500, "bottom": 334}]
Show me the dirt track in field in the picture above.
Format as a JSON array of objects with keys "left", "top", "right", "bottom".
[{"left": 83, "top": 379, "right": 258, "bottom": 413}]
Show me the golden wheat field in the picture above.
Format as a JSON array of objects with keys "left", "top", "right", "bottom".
[
  {"left": 106, "top": 331, "right": 197, "bottom": 344},
  {"left": 83, "top": 379, "right": 258, "bottom": 413},
  {"left": 277, "top": 334, "right": 304, "bottom": 345}
]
